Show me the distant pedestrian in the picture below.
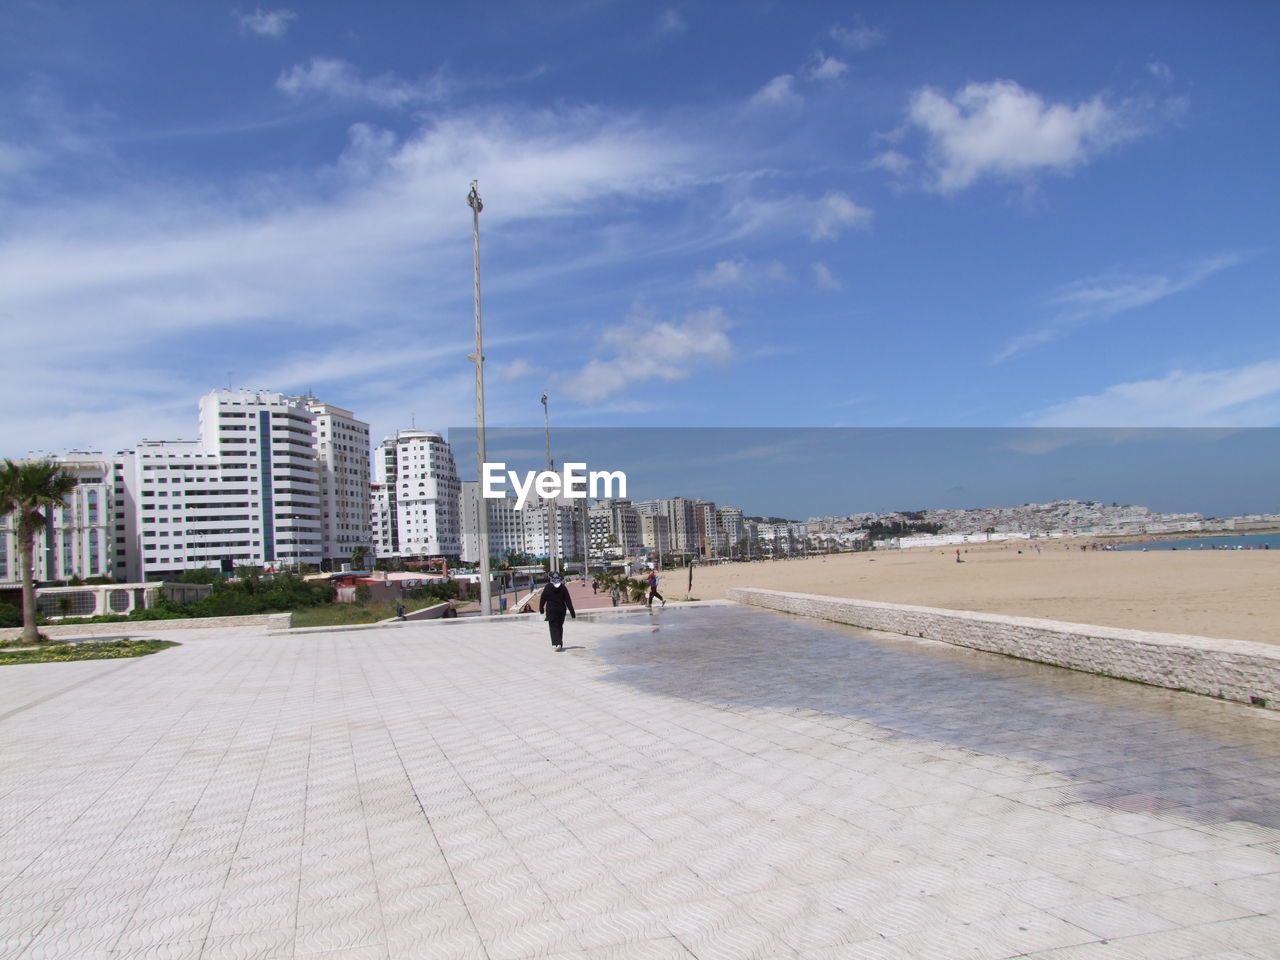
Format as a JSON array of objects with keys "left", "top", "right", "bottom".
[
  {"left": 395, "top": 601, "right": 405, "bottom": 620},
  {"left": 539, "top": 571, "right": 576, "bottom": 651},
  {"left": 591, "top": 578, "right": 600, "bottom": 595},
  {"left": 647, "top": 570, "right": 664, "bottom": 607},
  {"left": 609, "top": 585, "right": 621, "bottom": 607}
]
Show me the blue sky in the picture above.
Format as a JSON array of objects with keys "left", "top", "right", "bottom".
[
  {"left": 3, "top": 2, "right": 1279, "bottom": 476},
  {"left": 450, "top": 428, "right": 1280, "bottom": 519}
]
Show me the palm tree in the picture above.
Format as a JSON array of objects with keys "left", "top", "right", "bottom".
[
  {"left": 0, "top": 460, "right": 78, "bottom": 643},
  {"left": 350, "top": 545, "right": 370, "bottom": 570}
]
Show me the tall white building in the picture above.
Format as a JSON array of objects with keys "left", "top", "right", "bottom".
[
  {"left": 372, "top": 430, "right": 461, "bottom": 559},
  {"left": 0, "top": 452, "right": 113, "bottom": 583},
  {"left": 113, "top": 390, "right": 323, "bottom": 580},
  {"left": 459, "top": 481, "right": 525, "bottom": 563},
  {"left": 306, "top": 401, "right": 372, "bottom": 567},
  {"left": 589, "top": 499, "right": 642, "bottom": 555}
]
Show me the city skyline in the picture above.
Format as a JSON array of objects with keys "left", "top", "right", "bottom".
[
  {"left": 3, "top": 3, "right": 1278, "bottom": 461},
  {"left": 450, "top": 427, "right": 1280, "bottom": 521}
]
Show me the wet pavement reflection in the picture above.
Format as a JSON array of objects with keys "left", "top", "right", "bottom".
[{"left": 597, "top": 605, "right": 1280, "bottom": 829}]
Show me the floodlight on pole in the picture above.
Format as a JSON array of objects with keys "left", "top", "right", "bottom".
[{"left": 468, "top": 180, "right": 492, "bottom": 616}]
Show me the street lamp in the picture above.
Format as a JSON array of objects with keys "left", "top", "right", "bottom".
[{"left": 468, "top": 180, "right": 492, "bottom": 616}]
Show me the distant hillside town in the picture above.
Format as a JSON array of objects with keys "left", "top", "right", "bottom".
[{"left": 4, "top": 388, "right": 1278, "bottom": 587}]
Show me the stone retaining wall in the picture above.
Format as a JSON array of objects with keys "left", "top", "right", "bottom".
[
  {"left": 728, "top": 588, "right": 1280, "bottom": 710},
  {"left": 1, "top": 612, "right": 292, "bottom": 641}
]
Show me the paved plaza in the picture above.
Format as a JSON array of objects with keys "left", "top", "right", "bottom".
[{"left": 2, "top": 603, "right": 1279, "bottom": 960}]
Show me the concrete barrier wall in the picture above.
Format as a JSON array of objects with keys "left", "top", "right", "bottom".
[
  {"left": 1, "top": 612, "right": 292, "bottom": 641},
  {"left": 727, "top": 588, "right": 1280, "bottom": 710}
]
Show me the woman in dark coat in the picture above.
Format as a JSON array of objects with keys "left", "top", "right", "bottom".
[{"left": 538, "top": 571, "right": 576, "bottom": 651}]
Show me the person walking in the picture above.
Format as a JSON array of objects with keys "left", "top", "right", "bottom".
[
  {"left": 609, "top": 584, "right": 621, "bottom": 607},
  {"left": 647, "top": 569, "right": 664, "bottom": 607},
  {"left": 539, "top": 571, "right": 576, "bottom": 651}
]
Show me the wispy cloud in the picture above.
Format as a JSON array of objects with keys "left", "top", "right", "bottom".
[
  {"left": 811, "top": 191, "right": 872, "bottom": 241},
  {"left": 564, "top": 305, "right": 733, "bottom": 403},
  {"left": 236, "top": 8, "right": 297, "bottom": 38},
  {"left": 996, "top": 253, "right": 1244, "bottom": 362},
  {"left": 803, "top": 54, "right": 848, "bottom": 82},
  {"left": 695, "top": 257, "right": 788, "bottom": 289},
  {"left": 750, "top": 74, "right": 801, "bottom": 108},
  {"left": 829, "top": 24, "right": 884, "bottom": 52},
  {"left": 0, "top": 108, "right": 717, "bottom": 454},
  {"left": 276, "top": 57, "right": 448, "bottom": 108},
  {"left": 903, "top": 79, "right": 1147, "bottom": 194},
  {"left": 813, "top": 262, "right": 841, "bottom": 290},
  {"left": 656, "top": 9, "right": 687, "bottom": 35},
  {"left": 1027, "top": 359, "right": 1280, "bottom": 427}
]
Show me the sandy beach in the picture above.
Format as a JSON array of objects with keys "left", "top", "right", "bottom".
[{"left": 670, "top": 540, "right": 1280, "bottom": 645}]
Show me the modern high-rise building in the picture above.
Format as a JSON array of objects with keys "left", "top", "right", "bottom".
[
  {"left": 589, "top": 499, "right": 642, "bottom": 554},
  {"left": 640, "top": 514, "right": 671, "bottom": 558},
  {"left": 306, "top": 401, "right": 372, "bottom": 567},
  {"left": 459, "top": 481, "right": 525, "bottom": 563},
  {"left": 112, "top": 390, "right": 324, "bottom": 580},
  {"left": 717, "top": 506, "right": 745, "bottom": 554},
  {"left": 635, "top": 497, "right": 699, "bottom": 554},
  {"left": 0, "top": 452, "right": 113, "bottom": 583},
  {"left": 371, "top": 429, "right": 461, "bottom": 559}
]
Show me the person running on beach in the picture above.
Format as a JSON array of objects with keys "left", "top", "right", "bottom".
[
  {"left": 539, "top": 571, "right": 576, "bottom": 651},
  {"left": 647, "top": 570, "right": 665, "bottom": 607}
]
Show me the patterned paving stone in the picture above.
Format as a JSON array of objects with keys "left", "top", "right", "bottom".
[{"left": 1, "top": 606, "right": 1278, "bottom": 959}]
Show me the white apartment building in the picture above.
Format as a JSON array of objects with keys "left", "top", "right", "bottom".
[
  {"left": 635, "top": 497, "right": 700, "bottom": 554},
  {"left": 640, "top": 513, "right": 671, "bottom": 558},
  {"left": 589, "top": 499, "right": 642, "bottom": 554},
  {"left": 306, "top": 401, "right": 372, "bottom": 567},
  {"left": 458, "top": 481, "right": 578, "bottom": 564},
  {"left": 717, "top": 506, "right": 744, "bottom": 553},
  {"left": 113, "top": 390, "right": 324, "bottom": 580},
  {"left": 0, "top": 452, "right": 113, "bottom": 583},
  {"left": 372, "top": 430, "right": 461, "bottom": 559},
  {"left": 459, "top": 481, "right": 526, "bottom": 564}
]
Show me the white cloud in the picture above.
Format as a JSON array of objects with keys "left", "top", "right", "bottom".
[
  {"left": 1146, "top": 60, "right": 1174, "bottom": 83},
  {"left": 237, "top": 8, "right": 297, "bottom": 37},
  {"left": 804, "top": 54, "right": 848, "bottom": 82},
  {"left": 996, "top": 253, "right": 1243, "bottom": 363},
  {"left": 829, "top": 25, "right": 884, "bottom": 52},
  {"left": 813, "top": 262, "right": 841, "bottom": 290},
  {"left": 695, "top": 257, "right": 788, "bottom": 289},
  {"left": 1028, "top": 360, "right": 1280, "bottom": 427},
  {"left": 872, "top": 149, "right": 911, "bottom": 177},
  {"left": 276, "top": 57, "right": 447, "bottom": 108},
  {"left": 656, "top": 9, "right": 687, "bottom": 34},
  {"left": 564, "top": 306, "right": 733, "bottom": 403},
  {"left": 906, "top": 79, "right": 1143, "bottom": 194},
  {"left": 499, "top": 358, "right": 540, "bottom": 382},
  {"left": 750, "top": 74, "right": 801, "bottom": 108},
  {"left": 0, "top": 110, "right": 712, "bottom": 455},
  {"left": 696, "top": 259, "right": 747, "bottom": 288},
  {"left": 811, "top": 191, "right": 872, "bottom": 241}
]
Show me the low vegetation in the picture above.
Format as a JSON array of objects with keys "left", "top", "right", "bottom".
[{"left": 0, "top": 638, "right": 179, "bottom": 666}]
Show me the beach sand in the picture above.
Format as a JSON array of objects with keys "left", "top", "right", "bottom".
[{"left": 667, "top": 540, "right": 1280, "bottom": 645}]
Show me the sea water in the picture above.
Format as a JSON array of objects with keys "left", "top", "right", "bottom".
[{"left": 1114, "top": 533, "right": 1279, "bottom": 551}]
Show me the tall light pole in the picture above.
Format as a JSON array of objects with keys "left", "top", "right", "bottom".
[
  {"left": 541, "top": 392, "right": 557, "bottom": 574},
  {"left": 468, "top": 180, "right": 492, "bottom": 616}
]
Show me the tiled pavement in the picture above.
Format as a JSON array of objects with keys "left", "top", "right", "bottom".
[{"left": 1, "top": 604, "right": 1278, "bottom": 960}]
